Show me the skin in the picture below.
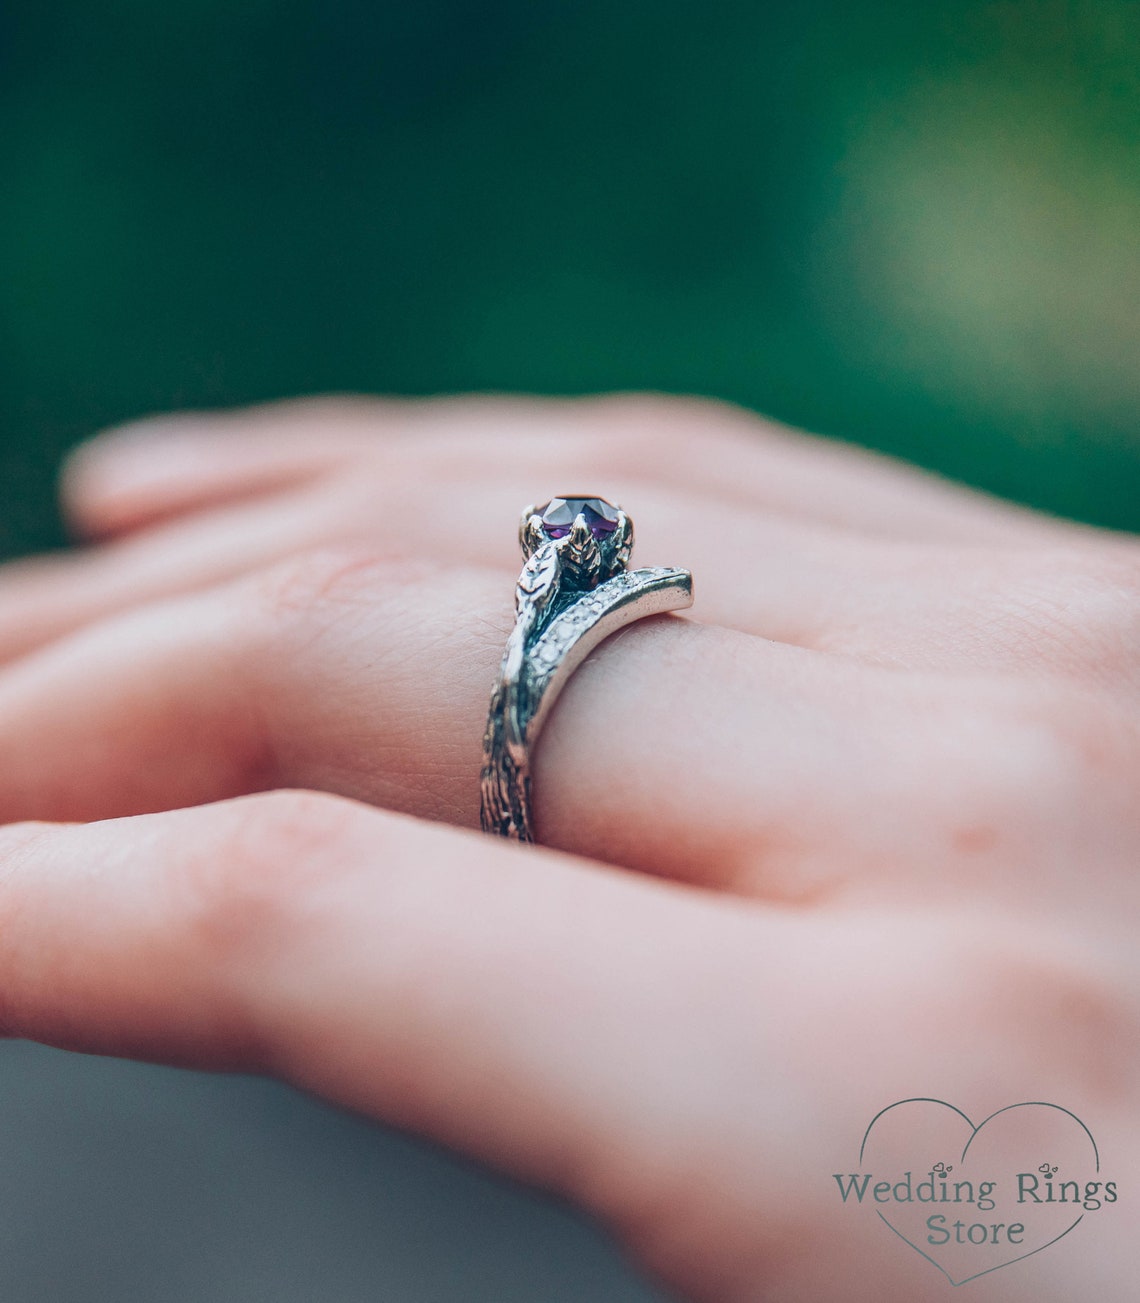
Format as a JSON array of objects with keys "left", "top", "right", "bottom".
[{"left": 0, "top": 392, "right": 1136, "bottom": 1301}]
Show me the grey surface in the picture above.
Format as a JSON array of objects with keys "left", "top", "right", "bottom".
[{"left": 0, "top": 1041, "right": 668, "bottom": 1303}]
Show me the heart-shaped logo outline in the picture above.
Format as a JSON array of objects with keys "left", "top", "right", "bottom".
[{"left": 859, "top": 1098, "right": 1099, "bottom": 1287}]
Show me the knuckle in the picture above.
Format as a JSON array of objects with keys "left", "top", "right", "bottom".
[
  {"left": 946, "top": 679, "right": 1140, "bottom": 870},
  {"left": 930, "top": 680, "right": 1133, "bottom": 843},
  {"left": 992, "top": 682, "right": 1128, "bottom": 805},
  {"left": 248, "top": 546, "right": 392, "bottom": 622},
  {"left": 183, "top": 790, "right": 361, "bottom": 966},
  {"left": 877, "top": 916, "right": 1135, "bottom": 1102},
  {"left": 242, "top": 546, "right": 450, "bottom": 645},
  {"left": 978, "top": 930, "right": 1137, "bottom": 1102}
]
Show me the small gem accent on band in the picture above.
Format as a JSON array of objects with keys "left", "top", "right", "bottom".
[
  {"left": 526, "top": 567, "right": 681, "bottom": 687},
  {"left": 538, "top": 496, "right": 620, "bottom": 540}
]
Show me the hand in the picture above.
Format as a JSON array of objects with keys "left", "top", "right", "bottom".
[{"left": 0, "top": 394, "right": 1134, "bottom": 1302}]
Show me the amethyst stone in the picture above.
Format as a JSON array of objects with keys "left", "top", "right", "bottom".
[{"left": 538, "top": 496, "right": 620, "bottom": 540}]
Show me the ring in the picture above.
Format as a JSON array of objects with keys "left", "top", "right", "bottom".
[{"left": 480, "top": 496, "right": 694, "bottom": 841}]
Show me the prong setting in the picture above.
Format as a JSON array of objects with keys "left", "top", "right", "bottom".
[{"left": 520, "top": 496, "right": 633, "bottom": 589}]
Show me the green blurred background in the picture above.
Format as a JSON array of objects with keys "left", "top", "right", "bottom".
[{"left": 4, "top": 0, "right": 1140, "bottom": 561}]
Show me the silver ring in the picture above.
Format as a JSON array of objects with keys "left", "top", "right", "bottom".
[{"left": 480, "top": 496, "right": 693, "bottom": 841}]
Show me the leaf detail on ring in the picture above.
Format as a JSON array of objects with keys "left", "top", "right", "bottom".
[{"left": 515, "top": 541, "right": 561, "bottom": 618}]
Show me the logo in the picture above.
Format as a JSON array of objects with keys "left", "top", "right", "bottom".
[{"left": 833, "top": 1099, "right": 1118, "bottom": 1286}]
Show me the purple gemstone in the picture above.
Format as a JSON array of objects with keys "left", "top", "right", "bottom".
[{"left": 538, "top": 497, "right": 620, "bottom": 541}]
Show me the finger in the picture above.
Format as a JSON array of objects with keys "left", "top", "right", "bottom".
[
  {"left": 66, "top": 393, "right": 1058, "bottom": 545},
  {"left": 0, "top": 790, "right": 790, "bottom": 1211},
  {"left": 0, "top": 392, "right": 1073, "bottom": 667},
  {"left": 0, "top": 435, "right": 1122, "bottom": 675},
  {"left": 0, "top": 549, "right": 1129, "bottom": 908},
  {"left": 62, "top": 396, "right": 385, "bottom": 539},
  {"left": 0, "top": 484, "right": 339, "bottom": 664},
  {"left": 0, "top": 795, "right": 1110, "bottom": 1301}
]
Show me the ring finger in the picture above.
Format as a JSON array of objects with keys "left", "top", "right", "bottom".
[{"left": 0, "top": 547, "right": 1128, "bottom": 915}]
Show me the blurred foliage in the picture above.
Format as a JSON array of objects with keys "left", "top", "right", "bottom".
[{"left": 3, "top": 0, "right": 1140, "bottom": 554}]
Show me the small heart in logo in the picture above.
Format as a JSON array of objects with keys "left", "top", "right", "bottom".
[{"left": 856, "top": 1099, "right": 1100, "bottom": 1286}]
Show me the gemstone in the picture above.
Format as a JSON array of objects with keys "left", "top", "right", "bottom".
[{"left": 538, "top": 496, "right": 620, "bottom": 540}]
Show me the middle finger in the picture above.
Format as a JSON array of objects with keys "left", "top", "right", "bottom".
[{"left": 0, "top": 464, "right": 1130, "bottom": 688}]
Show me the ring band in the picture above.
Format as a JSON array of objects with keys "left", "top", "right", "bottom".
[{"left": 480, "top": 496, "right": 693, "bottom": 841}]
